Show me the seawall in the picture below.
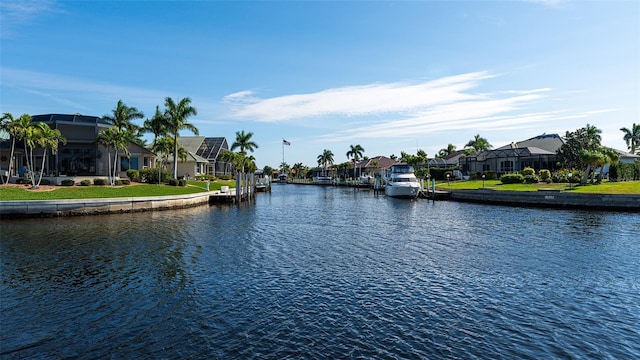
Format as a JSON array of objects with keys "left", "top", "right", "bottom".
[
  {"left": 450, "top": 189, "right": 640, "bottom": 212},
  {"left": 0, "top": 192, "right": 216, "bottom": 219}
]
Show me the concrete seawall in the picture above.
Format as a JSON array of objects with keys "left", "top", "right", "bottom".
[
  {"left": 0, "top": 192, "right": 216, "bottom": 219},
  {"left": 450, "top": 189, "right": 640, "bottom": 211}
]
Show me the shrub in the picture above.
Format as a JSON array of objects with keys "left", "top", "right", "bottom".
[
  {"left": 167, "top": 178, "right": 178, "bottom": 186},
  {"left": 80, "top": 179, "right": 91, "bottom": 186},
  {"left": 16, "top": 177, "right": 30, "bottom": 184},
  {"left": 500, "top": 173, "right": 524, "bottom": 184},
  {"left": 523, "top": 174, "right": 539, "bottom": 184},
  {"left": 539, "top": 169, "right": 551, "bottom": 182},
  {"left": 126, "top": 169, "right": 140, "bottom": 182},
  {"left": 178, "top": 179, "right": 187, "bottom": 187},
  {"left": 141, "top": 167, "right": 171, "bottom": 184},
  {"left": 521, "top": 167, "right": 535, "bottom": 176},
  {"left": 551, "top": 169, "right": 583, "bottom": 183},
  {"left": 218, "top": 174, "right": 233, "bottom": 181},
  {"left": 93, "top": 178, "right": 107, "bottom": 186},
  {"left": 61, "top": 179, "right": 75, "bottom": 186},
  {"left": 39, "top": 179, "right": 51, "bottom": 185}
]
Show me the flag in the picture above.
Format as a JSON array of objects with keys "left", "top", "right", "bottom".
[{"left": 283, "top": 139, "right": 291, "bottom": 146}]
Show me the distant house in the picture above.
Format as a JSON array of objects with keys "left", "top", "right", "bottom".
[
  {"left": 428, "top": 150, "right": 467, "bottom": 169},
  {"left": 0, "top": 114, "right": 156, "bottom": 179},
  {"left": 461, "top": 134, "right": 564, "bottom": 175},
  {"left": 177, "top": 136, "right": 229, "bottom": 177},
  {"left": 357, "top": 156, "right": 399, "bottom": 174}
]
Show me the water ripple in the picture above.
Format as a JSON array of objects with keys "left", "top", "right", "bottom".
[{"left": 1, "top": 186, "right": 639, "bottom": 358}]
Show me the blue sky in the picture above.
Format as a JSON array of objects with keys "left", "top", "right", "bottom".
[{"left": 1, "top": 0, "right": 638, "bottom": 169}]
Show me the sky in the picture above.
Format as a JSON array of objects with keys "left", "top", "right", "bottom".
[{"left": 1, "top": 0, "right": 638, "bottom": 169}]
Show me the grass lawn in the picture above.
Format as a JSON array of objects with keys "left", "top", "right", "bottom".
[
  {"left": 0, "top": 179, "right": 236, "bottom": 201},
  {"left": 435, "top": 179, "right": 640, "bottom": 194}
]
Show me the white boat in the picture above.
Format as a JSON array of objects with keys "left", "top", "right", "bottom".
[
  {"left": 315, "top": 176, "right": 332, "bottom": 185},
  {"left": 385, "top": 164, "right": 421, "bottom": 198}
]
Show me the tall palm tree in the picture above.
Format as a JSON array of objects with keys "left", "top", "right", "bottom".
[
  {"left": 143, "top": 106, "right": 169, "bottom": 146},
  {"left": 346, "top": 144, "right": 365, "bottom": 179},
  {"left": 230, "top": 130, "right": 258, "bottom": 173},
  {"left": 317, "top": 149, "right": 334, "bottom": 176},
  {"left": 97, "top": 127, "right": 130, "bottom": 185},
  {"left": 465, "top": 134, "right": 492, "bottom": 152},
  {"left": 34, "top": 122, "right": 66, "bottom": 187},
  {"left": 164, "top": 97, "right": 199, "bottom": 179},
  {"left": 0, "top": 113, "right": 30, "bottom": 183},
  {"left": 230, "top": 130, "right": 258, "bottom": 155},
  {"left": 620, "top": 123, "right": 640, "bottom": 154},
  {"left": 103, "top": 99, "right": 144, "bottom": 134}
]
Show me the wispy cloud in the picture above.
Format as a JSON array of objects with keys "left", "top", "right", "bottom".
[
  {"left": 224, "top": 72, "right": 495, "bottom": 122},
  {"left": 0, "top": 0, "right": 63, "bottom": 38},
  {"left": 1, "top": 67, "right": 168, "bottom": 111},
  {"left": 223, "top": 71, "right": 616, "bottom": 145}
]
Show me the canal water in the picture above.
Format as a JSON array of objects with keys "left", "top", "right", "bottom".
[{"left": 1, "top": 185, "right": 639, "bottom": 358}]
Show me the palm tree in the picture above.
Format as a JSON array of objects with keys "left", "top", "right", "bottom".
[
  {"left": 465, "top": 134, "right": 492, "bottom": 152},
  {"left": 620, "top": 123, "right": 640, "bottom": 154},
  {"left": 143, "top": 106, "right": 168, "bottom": 146},
  {"left": 33, "top": 122, "right": 66, "bottom": 187},
  {"left": 230, "top": 130, "right": 258, "bottom": 173},
  {"left": 230, "top": 130, "right": 258, "bottom": 155},
  {"left": 317, "top": 149, "right": 334, "bottom": 176},
  {"left": 0, "top": 113, "right": 30, "bottom": 184},
  {"left": 437, "top": 144, "right": 456, "bottom": 158},
  {"left": 103, "top": 99, "right": 144, "bottom": 133},
  {"left": 97, "top": 127, "right": 129, "bottom": 185},
  {"left": 346, "top": 144, "right": 365, "bottom": 180},
  {"left": 164, "top": 97, "right": 198, "bottom": 179},
  {"left": 219, "top": 150, "right": 236, "bottom": 175}
]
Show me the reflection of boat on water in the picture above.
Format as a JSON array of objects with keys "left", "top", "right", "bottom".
[
  {"left": 385, "top": 164, "right": 420, "bottom": 198},
  {"left": 315, "top": 176, "right": 332, "bottom": 185}
]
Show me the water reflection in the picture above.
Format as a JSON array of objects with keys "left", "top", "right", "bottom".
[{"left": 1, "top": 186, "right": 639, "bottom": 358}]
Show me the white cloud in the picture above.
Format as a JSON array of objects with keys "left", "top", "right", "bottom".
[
  {"left": 224, "top": 71, "right": 495, "bottom": 122},
  {"left": 0, "top": 0, "right": 63, "bottom": 38},
  {"left": 1, "top": 67, "right": 168, "bottom": 110}
]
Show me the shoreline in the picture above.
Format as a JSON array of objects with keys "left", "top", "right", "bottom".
[{"left": 2, "top": 187, "right": 639, "bottom": 219}]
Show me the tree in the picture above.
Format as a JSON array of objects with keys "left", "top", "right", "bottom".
[
  {"left": 33, "top": 122, "right": 66, "bottom": 187},
  {"left": 437, "top": 144, "right": 456, "bottom": 158},
  {"left": 97, "top": 127, "right": 129, "bottom": 185},
  {"left": 219, "top": 150, "right": 236, "bottom": 175},
  {"left": 292, "top": 162, "right": 306, "bottom": 179},
  {"left": 465, "top": 134, "right": 492, "bottom": 152},
  {"left": 346, "top": 144, "right": 365, "bottom": 179},
  {"left": 620, "top": 123, "right": 640, "bottom": 154},
  {"left": 164, "top": 97, "right": 198, "bottom": 179},
  {"left": 317, "top": 149, "right": 334, "bottom": 176},
  {"left": 230, "top": 130, "right": 258, "bottom": 155},
  {"left": 103, "top": 100, "right": 144, "bottom": 134},
  {"left": 1, "top": 113, "right": 31, "bottom": 184},
  {"left": 557, "top": 124, "right": 602, "bottom": 169},
  {"left": 230, "top": 130, "right": 258, "bottom": 173}
]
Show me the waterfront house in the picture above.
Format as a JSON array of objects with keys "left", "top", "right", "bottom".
[
  {"left": 0, "top": 114, "right": 156, "bottom": 182},
  {"left": 177, "top": 136, "right": 230, "bottom": 177},
  {"left": 461, "top": 134, "right": 564, "bottom": 175}
]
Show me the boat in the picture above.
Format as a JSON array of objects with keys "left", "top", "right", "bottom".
[
  {"left": 385, "top": 164, "right": 421, "bottom": 198},
  {"left": 315, "top": 176, "right": 332, "bottom": 185},
  {"left": 277, "top": 174, "right": 288, "bottom": 183}
]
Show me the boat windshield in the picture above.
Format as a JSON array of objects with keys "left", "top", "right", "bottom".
[{"left": 391, "top": 165, "right": 414, "bottom": 174}]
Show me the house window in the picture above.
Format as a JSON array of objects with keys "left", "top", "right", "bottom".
[
  {"left": 500, "top": 161, "right": 514, "bottom": 172},
  {"left": 60, "top": 147, "right": 96, "bottom": 175},
  {"left": 120, "top": 157, "right": 139, "bottom": 171}
]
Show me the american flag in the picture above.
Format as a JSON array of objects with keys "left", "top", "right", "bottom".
[{"left": 283, "top": 139, "right": 291, "bottom": 146}]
